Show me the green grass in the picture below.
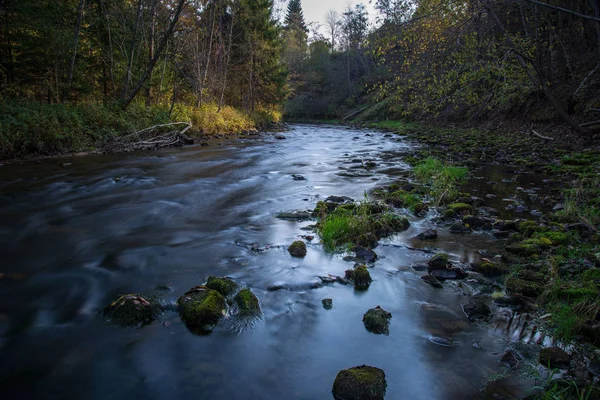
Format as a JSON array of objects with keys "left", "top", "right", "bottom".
[
  {"left": 367, "top": 120, "right": 421, "bottom": 134},
  {"left": 413, "top": 157, "right": 468, "bottom": 204}
]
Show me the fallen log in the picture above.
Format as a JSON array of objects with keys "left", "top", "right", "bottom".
[{"left": 103, "top": 122, "right": 193, "bottom": 153}]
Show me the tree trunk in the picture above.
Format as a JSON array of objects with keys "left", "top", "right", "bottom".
[
  {"left": 146, "top": 0, "right": 156, "bottom": 105},
  {"left": 198, "top": 0, "right": 217, "bottom": 107},
  {"left": 123, "top": 0, "right": 187, "bottom": 110},
  {"left": 64, "top": 0, "right": 86, "bottom": 102},
  {"left": 219, "top": 4, "right": 235, "bottom": 112},
  {"left": 121, "top": 0, "right": 143, "bottom": 100}
]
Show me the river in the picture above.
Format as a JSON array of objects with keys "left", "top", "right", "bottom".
[{"left": 0, "top": 124, "right": 542, "bottom": 399}]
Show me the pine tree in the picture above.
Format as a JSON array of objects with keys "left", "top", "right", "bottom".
[{"left": 284, "top": 0, "right": 308, "bottom": 33}]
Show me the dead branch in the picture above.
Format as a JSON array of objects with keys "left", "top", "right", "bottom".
[
  {"left": 530, "top": 126, "right": 554, "bottom": 141},
  {"left": 580, "top": 120, "right": 600, "bottom": 127},
  {"left": 103, "top": 121, "right": 193, "bottom": 153}
]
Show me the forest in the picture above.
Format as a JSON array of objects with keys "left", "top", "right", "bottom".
[{"left": 1, "top": 0, "right": 600, "bottom": 158}]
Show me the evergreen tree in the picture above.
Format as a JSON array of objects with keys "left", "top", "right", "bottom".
[{"left": 284, "top": 0, "right": 308, "bottom": 33}]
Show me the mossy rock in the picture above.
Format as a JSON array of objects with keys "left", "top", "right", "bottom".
[
  {"left": 505, "top": 243, "right": 539, "bottom": 257},
  {"left": 505, "top": 277, "right": 544, "bottom": 298},
  {"left": 332, "top": 365, "right": 387, "bottom": 400},
  {"left": 355, "top": 232, "right": 378, "bottom": 248},
  {"left": 470, "top": 261, "right": 509, "bottom": 277},
  {"left": 354, "top": 265, "right": 372, "bottom": 289},
  {"left": 363, "top": 306, "right": 392, "bottom": 335},
  {"left": 288, "top": 240, "right": 307, "bottom": 257},
  {"left": 234, "top": 288, "right": 261, "bottom": 315},
  {"left": 104, "top": 294, "right": 161, "bottom": 328},
  {"left": 178, "top": 286, "right": 227, "bottom": 331},
  {"left": 447, "top": 203, "right": 473, "bottom": 214},
  {"left": 443, "top": 209, "right": 456, "bottom": 218},
  {"left": 428, "top": 253, "right": 450, "bottom": 271},
  {"left": 532, "top": 231, "right": 569, "bottom": 245},
  {"left": 205, "top": 276, "right": 239, "bottom": 297}
]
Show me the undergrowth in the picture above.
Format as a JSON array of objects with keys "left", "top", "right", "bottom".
[{"left": 413, "top": 157, "right": 468, "bottom": 204}]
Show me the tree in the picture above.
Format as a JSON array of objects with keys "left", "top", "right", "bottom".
[
  {"left": 325, "top": 10, "right": 341, "bottom": 52},
  {"left": 284, "top": 0, "right": 307, "bottom": 34}
]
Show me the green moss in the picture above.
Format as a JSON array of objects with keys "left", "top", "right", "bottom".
[
  {"left": 443, "top": 209, "right": 456, "bottom": 218},
  {"left": 332, "top": 365, "right": 387, "bottom": 400},
  {"left": 505, "top": 277, "right": 544, "bottom": 297},
  {"left": 104, "top": 294, "right": 161, "bottom": 328},
  {"left": 471, "top": 261, "right": 509, "bottom": 277},
  {"left": 447, "top": 203, "right": 473, "bottom": 214},
  {"left": 428, "top": 253, "right": 450, "bottom": 269},
  {"left": 234, "top": 289, "right": 261, "bottom": 315},
  {"left": 505, "top": 243, "right": 539, "bottom": 257},
  {"left": 354, "top": 265, "right": 372, "bottom": 289},
  {"left": 288, "top": 240, "right": 307, "bottom": 257},
  {"left": 205, "top": 277, "right": 239, "bottom": 297},
  {"left": 532, "top": 231, "right": 569, "bottom": 245},
  {"left": 178, "top": 287, "right": 226, "bottom": 331},
  {"left": 362, "top": 306, "right": 392, "bottom": 335}
]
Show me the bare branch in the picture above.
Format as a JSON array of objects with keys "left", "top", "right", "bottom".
[{"left": 520, "top": 0, "right": 600, "bottom": 23}]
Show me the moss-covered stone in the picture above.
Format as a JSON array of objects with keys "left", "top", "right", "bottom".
[
  {"left": 234, "top": 288, "right": 261, "bottom": 315},
  {"left": 505, "top": 243, "right": 539, "bottom": 257},
  {"left": 288, "top": 240, "right": 307, "bottom": 257},
  {"left": 354, "top": 265, "right": 372, "bottom": 289},
  {"left": 505, "top": 277, "right": 544, "bottom": 298},
  {"left": 104, "top": 293, "right": 161, "bottom": 328},
  {"left": 363, "top": 306, "right": 392, "bottom": 334},
  {"left": 532, "top": 231, "right": 569, "bottom": 245},
  {"left": 470, "top": 261, "right": 509, "bottom": 277},
  {"left": 355, "top": 232, "right": 378, "bottom": 248},
  {"left": 447, "top": 203, "right": 473, "bottom": 214},
  {"left": 332, "top": 365, "right": 387, "bottom": 400},
  {"left": 205, "top": 276, "right": 239, "bottom": 297},
  {"left": 178, "top": 286, "right": 227, "bottom": 331},
  {"left": 428, "top": 253, "right": 450, "bottom": 271}
]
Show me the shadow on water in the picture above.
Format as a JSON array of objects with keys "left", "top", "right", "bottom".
[{"left": 0, "top": 124, "right": 543, "bottom": 399}]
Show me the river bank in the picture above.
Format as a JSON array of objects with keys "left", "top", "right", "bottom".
[{"left": 0, "top": 100, "right": 282, "bottom": 161}]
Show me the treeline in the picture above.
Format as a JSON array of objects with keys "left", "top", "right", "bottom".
[
  {"left": 0, "top": 0, "right": 285, "bottom": 113},
  {"left": 288, "top": 0, "right": 600, "bottom": 135}
]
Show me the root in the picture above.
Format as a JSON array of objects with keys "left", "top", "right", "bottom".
[{"left": 103, "top": 122, "right": 193, "bottom": 153}]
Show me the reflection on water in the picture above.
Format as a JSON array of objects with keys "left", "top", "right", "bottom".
[{"left": 0, "top": 125, "right": 539, "bottom": 399}]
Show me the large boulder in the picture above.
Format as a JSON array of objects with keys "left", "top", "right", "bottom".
[
  {"left": 416, "top": 229, "right": 438, "bottom": 241},
  {"left": 332, "top": 365, "right": 387, "bottom": 400},
  {"left": 353, "top": 245, "right": 378, "bottom": 263},
  {"left": 205, "top": 276, "right": 239, "bottom": 297},
  {"left": 104, "top": 294, "right": 161, "bottom": 328},
  {"left": 233, "top": 288, "right": 261, "bottom": 315},
  {"left": 363, "top": 306, "right": 392, "bottom": 335},
  {"left": 288, "top": 240, "right": 307, "bottom": 257},
  {"left": 178, "top": 286, "right": 227, "bottom": 331}
]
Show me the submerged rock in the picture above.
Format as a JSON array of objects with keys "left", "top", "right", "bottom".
[
  {"left": 322, "top": 298, "right": 333, "bottom": 310},
  {"left": 505, "top": 277, "right": 543, "bottom": 298},
  {"left": 205, "top": 276, "right": 239, "bottom": 297},
  {"left": 288, "top": 240, "right": 307, "bottom": 257},
  {"left": 416, "top": 229, "right": 438, "bottom": 241},
  {"left": 353, "top": 245, "right": 378, "bottom": 263},
  {"left": 275, "top": 210, "right": 313, "bottom": 220},
  {"left": 363, "top": 306, "right": 392, "bottom": 335},
  {"left": 449, "top": 223, "right": 472, "bottom": 234},
  {"left": 233, "top": 288, "right": 261, "bottom": 315},
  {"left": 332, "top": 365, "right": 387, "bottom": 400},
  {"left": 178, "top": 286, "right": 227, "bottom": 331},
  {"left": 420, "top": 274, "right": 443, "bottom": 288},
  {"left": 539, "top": 346, "right": 571, "bottom": 369},
  {"left": 470, "top": 261, "right": 509, "bottom": 277},
  {"left": 462, "top": 299, "right": 492, "bottom": 321},
  {"left": 430, "top": 268, "right": 467, "bottom": 280},
  {"left": 104, "top": 294, "right": 161, "bottom": 328}
]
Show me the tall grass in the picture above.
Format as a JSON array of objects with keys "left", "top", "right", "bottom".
[{"left": 413, "top": 157, "right": 468, "bottom": 204}]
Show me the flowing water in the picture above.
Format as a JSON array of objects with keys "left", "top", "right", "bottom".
[{"left": 0, "top": 124, "right": 551, "bottom": 399}]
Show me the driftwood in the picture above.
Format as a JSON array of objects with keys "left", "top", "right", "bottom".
[
  {"left": 530, "top": 126, "right": 554, "bottom": 141},
  {"left": 103, "top": 122, "right": 193, "bottom": 153}
]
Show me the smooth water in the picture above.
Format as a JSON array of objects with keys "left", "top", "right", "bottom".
[{"left": 0, "top": 125, "right": 542, "bottom": 399}]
